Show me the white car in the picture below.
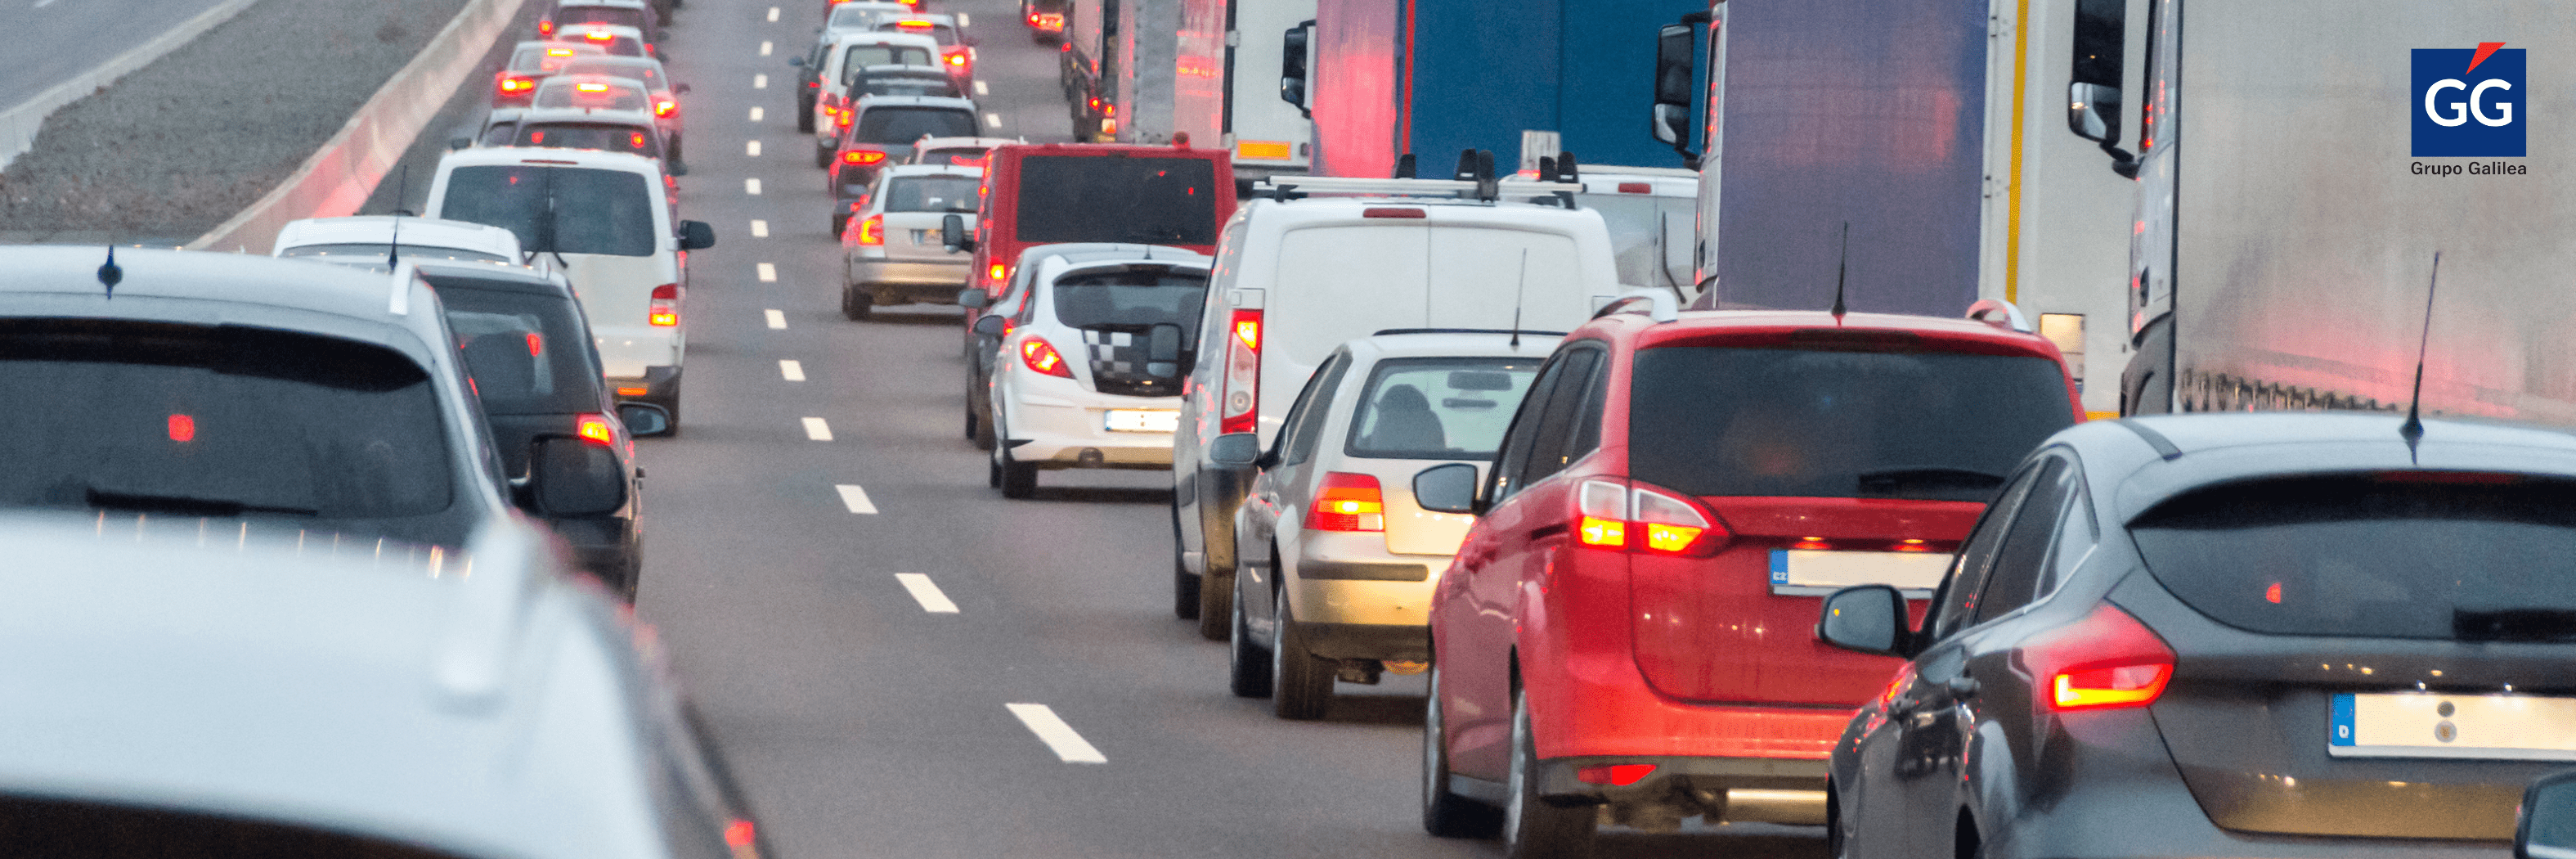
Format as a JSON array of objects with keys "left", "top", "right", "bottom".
[
  {"left": 1216, "top": 331, "right": 1555, "bottom": 718},
  {"left": 808, "top": 31, "right": 944, "bottom": 164},
  {"left": 840, "top": 164, "right": 981, "bottom": 316},
  {"left": 909, "top": 135, "right": 1017, "bottom": 167},
  {"left": 272, "top": 215, "right": 524, "bottom": 265},
  {"left": 984, "top": 246, "right": 1213, "bottom": 497}
]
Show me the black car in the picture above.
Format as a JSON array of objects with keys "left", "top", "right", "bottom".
[
  {"left": 419, "top": 261, "right": 664, "bottom": 598},
  {"left": 1817, "top": 412, "right": 2576, "bottom": 859}
]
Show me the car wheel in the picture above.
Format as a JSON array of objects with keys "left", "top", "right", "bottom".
[
  {"left": 1227, "top": 573, "right": 1272, "bottom": 697},
  {"left": 841, "top": 288, "right": 873, "bottom": 321},
  {"left": 1505, "top": 688, "right": 1595, "bottom": 859},
  {"left": 1170, "top": 501, "right": 1199, "bottom": 620},
  {"left": 998, "top": 450, "right": 1036, "bottom": 498},
  {"left": 1424, "top": 663, "right": 1501, "bottom": 837},
  {"left": 831, "top": 213, "right": 849, "bottom": 236},
  {"left": 1197, "top": 569, "right": 1232, "bottom": 641},
  {"left": 655, "top": 386, "right": 681, "bottom": 436},
  {"left": 666, "top": 137, "right": 684, "bottom": 164},
  {"left": 815, "top": 144, "right": 834, "bottom": 169},
  {"left": 1828, "top": 784, "right": 1856, "bottom": 859},
  {"left": 797, "top": 100, "right": 815, "bottom": 133},
  {"left": 1272, "top": 599, "right": 1334, "bottom": 720}
]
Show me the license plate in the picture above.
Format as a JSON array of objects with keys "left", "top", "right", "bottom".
[
  {"left": 1767, "top": 549, "right": 1951, "bottom": 596},
  {"left": 1104, "top": 410, "right": 1178, "bottom": 434},
  {"left": 2331, "top": 693, "right": 2576, "bottom": 760}
]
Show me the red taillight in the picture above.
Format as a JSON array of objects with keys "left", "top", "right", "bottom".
[
  {"left": 843, "top": 149, "right": 887, "bottom": 164},
  {"left": 1305, "top": 473, "right": 1384, "bottom": 533},
  {"left": 946, "top": 50, "right": 969, "bottom": 67},
  {"left": 499, "top": 76, "right": 535, "bottom": 92},
  {"left": 585, "top": 31, "right": 613, "bottom": 42},
  {"left": 576, "top": 81, "right": 609, "bottom": 92},
  {"left": 1363, "top": 207, "right": 1425, "bottom": 218},
  {"left": 537, "top": 20, "right": 554, "bottom": 36},
  {"left": 1038, "top": 13, "right": 1064, "bottom": 29},
  {"left": 648, "top": 283, "right": 680, "bottom": 326},
  {"left": 168, "top": 414, "right": 196, "bottom": 443},
  {"left": 987, "top": 263, "right": 1008, "bottom": 282},
  {"left": 1219, "top": 308, "right": 1261, "bottom": 434},
  {"left": 1618, "top": 182, "right": 1653, "bottom": 194},
  {"left": 725, "top": 821, "right": 756, "bottom": 849},
  {"left": 577, "top": 414, "right": 615, "bottom": 446},
  {"left": 2025, "top": 604, "right": 2176, "bottom": 713},
  {"left": 1020, "top": 336, "right": 1073, "bottom": 378},
  {"left": 1573, "top": 478, "right": 1728, "bottom": 556},
  {"left": 525, "top": 332, "right": 544, "bottom": 356},
  {"left": 654, "top": 99, "right": 675, "bottom": 116},
  {"left": 896, "top": 19, "right": 933, "bottom": 29},
  {"left": 855, "top": 214, "right": 884, "bottom": 245},
  {"left": 631, "top": 132, "right": 648, "bottom": 149},
  {"left": 1576, "top": 764, "right": 1655, "bottom": 786},
  {"left": 617, "top": 385, "right": 650, "bottom": 397}
]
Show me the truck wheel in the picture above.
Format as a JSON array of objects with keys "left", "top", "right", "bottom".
[
  {"left": 1505, "top": 689, "right": 1595, "bottom": 859},
  {"left": 1424, "top": 663, "right": 1501, "bottom": 837},
  {"left": 1272, "top": 600, "right": 1334, "bottom": 720},
  {"left": 1227, "top": 573, "right": 1272, "bottom": 697}
]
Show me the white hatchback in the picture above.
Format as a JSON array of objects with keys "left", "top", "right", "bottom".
[{"left": 984, "top": 247, "right": 1212, "bottom": 497}]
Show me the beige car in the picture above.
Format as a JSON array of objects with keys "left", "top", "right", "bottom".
[{"left": 840, "top": 164, "right": 981, "bottom": 319}]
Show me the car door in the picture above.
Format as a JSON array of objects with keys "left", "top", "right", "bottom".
[{"left": 1242, "top": 350, "right": 1351, "bottom": 639}]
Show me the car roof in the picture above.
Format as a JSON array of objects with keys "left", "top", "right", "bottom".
[
  {"left": 0, "top": 245, "right": 452, "bottom": 362},
  {"left": 1017, "top": 243, "right": 1211, "bottom": 270},
  {"left": 556, "top": 0, "right": 648, "bottom": 7},
  {"left": 513, "top": 106, "right": 658, "bottom": 126},
  {"left": 554, "top": 23, "right": 643, "bottom": 36},
  {"left": 1346, "top": 331, "right": 1568, "bottom": 362},
  {"left": 412, "top": 259, "right": 575, "bottom": 297},
  {"left": 1236, "top": 196, "right": 1608, "bottom": 232},
  {"left": 882, "top": 12, "right": 956, "bottom": 24},
  {"left": 438, "top": 146, "right": 666, "bottom": 177},
  {"left": 538, "top": 73, "right": 649, "bottom": 92},
  {"left": 832, "top": 31, "right": 940, "bottom": 49},
  {"left": 854, "top": 63, "right": 947, "bottom": 76},
  {"left": 2059, "top": 412, "right": 2576, "bottom": 523},
  {"left": 275, "top": 217, "right": 521, "bottom": 257},
  {"left": 916, "top": 136, "right": 1016, "bottom": 149},
  {"left": 855, "top": 94, "right": 975, "bottom": 110},
  {"left": 878, "top": 163, "right": 982, "bottom": 179},
  {"left": 1570, "top": 308, "right": 2067, "bottom": 360},
  {"left": 0, "top": 516, "right": 674, "bottom": 859}
]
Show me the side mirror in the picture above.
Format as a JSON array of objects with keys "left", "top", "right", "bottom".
[
  {"left": 940, "top": 214, "right": 975, "bottom": 252},
  {"left": 678, "top": 220, "right": 716, "bottom": 250},
  {"left": 1411, "top": 462, "right": 1479, "bottom": 515},
  {"left": 958, "top": 288, "right": 991, "bottom": 309},
  {"left": 2068, "top": 82, "right": 2120, "bottom": 143},
  {"left": 1278, "top": 20, "right": 1314, "bottom": 117},
  {"left": 527, "top": 436, "right": 626, "bottom": 517},
  {"left": 972, "top": 313, "right": 1007, "bottom": 335},
  {"left": 1816, "top": 585, "right": 1914, "bottom": 657},
  {"left": 448, "top": 137, "right": 473, "bottom": 151},
  {"left": 1146, "top": 322, "right": 1183, "bottom": 378},
  {"left": 789, "top": 56, "right": 807, "bottom": 67},
  {"left": 1650, "top": 23, "right": 1696, "bottom": 150},
  {"left": 673, "top": 83, "right": 693, "bottom": 94},
  {"left": 2518, "top": 770, "right": 2576, "bottom": 859},
  {"left": 615, "top": 402, "right": 673, "bottom": 438},
  {"left": 668, "top": 160, "right": 689, "bottom": 177},
  {"left": 1207, "top": 432, "right": 1263, "bottom": 469}
]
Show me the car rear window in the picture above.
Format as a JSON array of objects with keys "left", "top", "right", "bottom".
[
  {"left": 1049, "top": 268, "right": 1208, "bottom": 340},
  {"left": 2133, "top": 474, "right": 2576, "bottom": 641},
  {"left": 878, "top": 21, "right": 960, "bottom": 45},
  {"left": 843, "top": 44, "right": 936, "bottom": 74},
  {"left": 558, "top": 60, "right": 665, "bottom": 90},
  {"left": 1012, "top": 155, "right": 1219, "bottom": 245},
  {"left": 1347, "top": 358, "right": 1542, "bottom": 460},
  {"left": 884, "top": 176, "right": 981, "bottom": 212},
  {"left": 557, "top": 7, "right": 645, "bottom": 28},
  {"left": 438, "top": 165, "right": 657, "bottom": 257},
  {"left": 0, "top": 319, "right": 453, "bottom": 520},
  {"left": 425, "top": 278, "right": 603, "bottom": 416},
  {"left": 518, "top": 123, "right": 662, "bottom": 157},
  {"left": 0, "top": 795, "right": 473, "bottom": 859},
  {"left": 510, "top": 45, "right": 594, "bottom": 73},
  {"left": 279, "top": 243, "right": 510, "bottom": 264},
  {"left": 1627, "top": 345, "right": 2072, "bottom": 501},
  {"left": 854, "top": 107, "right": 976, "bottom": 143},
  {"left": 534, "top": 79, "right": 649, "bottom": 111},
  {"left": 828, "top": 4, "right": 904, "bottom": 28},
  {"left": 918, "top": 147, "right": 989, "bottom": 167}
]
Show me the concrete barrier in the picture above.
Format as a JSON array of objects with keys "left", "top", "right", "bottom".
[
  {"left": 189, "top": 0, "right": 530, "bottom": 254},
  {"left": 0, "top": 0, "right": 263, "bottom": 172}
]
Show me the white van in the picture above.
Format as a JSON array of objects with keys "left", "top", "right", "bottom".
[
  {"left": 424, "top": 147, "right": 715, "bottom": 423},
  {"left": 1169, "top": 176, "right": 1624, "bottom": 636},
  {"left": 806, "top": 31, "right": 945, "bottom": 164}
]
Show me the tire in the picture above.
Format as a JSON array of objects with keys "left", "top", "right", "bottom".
[
  {"left": 1424, "top": 663, "right": 1501, "bottom": 837},
  {"left": 1272, "top": 599, "right": 1335, "bottom": 720},
  {"left": 841, "top": 288, "right": 873, "bottom": 321},
  {"left": 1170, "top": 501, "right": 1199, "bottom": 620},
  {"left": 815, "top": 143, "right": 834, "bottom": 169},
  {"left": 797, "top": 99, "right": 815, "bottom": 133},
  {"left": 1227, "top": 574, "right": 1272, "bottom": 697},
  {"left": 999, "top": 452, "right": 1036, "bottom": 497},
  {"left": 831, "top": 213, "right": 849, "bottom": 236},
  {"left": 1505, "top": 689, "right": 1595, "bottom": 859},
  {"left": 1197, "top": 569, "right": 1232, "bottom": 641},
  {"left": 655, "top": 385, "right": 681, "bottom": 435},
  {"left": 666, "top": 136, "right": 684, "bottom": 164}
]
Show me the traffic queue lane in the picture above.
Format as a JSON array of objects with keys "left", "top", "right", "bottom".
[{"left": 635, "top": 2, "right": 1829, "bottom": 857}]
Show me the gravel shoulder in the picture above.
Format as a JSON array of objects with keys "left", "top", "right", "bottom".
[{"left": 0, "top": 0, "right": 473, "bottom": 244}]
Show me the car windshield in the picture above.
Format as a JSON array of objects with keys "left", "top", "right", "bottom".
[
  {"left": 0, "top": 319, "right": 453, "bottom": 522},
  {"left": 0, "top": 796, "right": 475, "bottom": 859},
  {"left": 556, "top": 6, "right": 646, "bottom": 29},
  {"left": 509, "top": 45, "right": 595, "bottom": 73},
  {"left": 2134, "top": 474, "right": 2576, "bottom": 641},
  {"left": 1347, "top": 358, "right": 1542, "bottom": 460},
  {"left": 877, "top": 21, "right": 960, "bottom": 46},
  {"left": 884, "top": 176, "right": 980, "bottom": 212},
  {"left": 279, "top": 243, "right": 509, "bottom": 264},
  {"left": 842, "top": 44, "right": 935, "bottom": 75},
  {"left": 1048, "top": 268, "right": 1208, "bottom": 342},
  {"left": 533, "top": 79, "right": 649, "bottom": 110},
  {"left": 1627, "top": 345, "right": 2073, "bottom": 501},
  {"left": 855, "top": 74, "right": 959, "bottom": 97},
  {"left": 518, "top": 123, "right": 662, "bottom": 157},
  {"left": 852, "top": 107, "right": 976, "bottom": 144},
  {"left": 918, "top": 147, "right": 989, "bottom": 167},
  {"left": 1581, "top": 192, "right": 1694, "bottom": 290},
  {"left": 1013, "top": 155, "right": 1220, "bottom": 245},
  {"left": 426, "top": 277, "right": 602, "bottom": 416},
  {"left": 557, "top": 60, "right": 666, "bottom": 90},
  {"left": 438, "top": 165, "right": 657, "bottom": 257},
  {"left": 828, "top": 4, "right": 905, "bottom": 28}
]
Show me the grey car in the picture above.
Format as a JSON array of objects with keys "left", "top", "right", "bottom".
[
  {"left": 0, "top": 515, "right": 770, "bottom": 859},
  {"left": 1818, "top": 412, "right": 2576, "bottom": 859},
  {"left": 840, "top": 164, "right": 981, "bottom": 318}
]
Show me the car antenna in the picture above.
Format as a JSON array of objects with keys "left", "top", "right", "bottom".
[
  {"left": 1509, "top": 248, "right": 1529, "bottom": 349},
  {"left": 386, "top": 164, "right": 409, "bottom": 268},
  {"left": 1829, "top": 222, "right": 1850, "bottom": 323},
  {"left": 2399, "top": 251, "right": 2441, "bottom": 458},
  {"left": 96, "top": 245, "right": 121, "bottom": 298}
]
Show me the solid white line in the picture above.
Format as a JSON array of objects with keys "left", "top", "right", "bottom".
[
  {"left": 1007, "top": 704, "right": 1106, "bottom": 763},
  {"left": 973, "top": 80, "right": 989, "bottom": 96},
  {"left": 745, "top": 178, "right": 763, "bottom": 196},
  {"left": 751, "top": 218, "right": 770, "bottom": 237},
  {"left": 984, "top": 112, "right": 1002, "bottom": 129},
  {"left": 766, "top": 6, "right": 779, "bottom": 22},
  {"left": 780, "top": 359, "right": 806, "bottom": 381},
  {"left": 760, "top": 40, "right": 774, "bottom": 56},
  {"left": 765, "top": 308, "right": 787, "bottom": 329},
  {"left": 895, "top": 573, "right": 958, "bottom": 612},
  {"left": 756, "top": 262, "right": 778, "bottom": 282},
  {"left": 746, "top": 139, "right": 762, "bottom": 157},
  {"left": 837, "top": 484, "right": 879, "bottom": 515},
  {"left": 753, "top": 73, "right": 769, "bottom": 90},
  {"left": 802, "top": 417, "right": 833, "bottom": 441},
  {"left": 749, "top": 106, "right": 765, "bottom": 122}
]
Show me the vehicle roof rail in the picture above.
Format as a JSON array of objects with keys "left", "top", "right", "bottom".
[
  {"left": 1247, "top": 175, "right": 1607, "bottom": 205},
  {"left": 1965, "top": 298, "right": 2033, "bottom": 333},
  {"left": 1593, "top": 289, "right": 1679, "bottom": 323},
  {"left": 1371, "top": 327, "right": 1571, "bottom": 338}
]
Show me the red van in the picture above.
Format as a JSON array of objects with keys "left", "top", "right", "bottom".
[
  {"left": 1410, "top": 302, "right": 2082, "bottom": 857},
  {"left": 955, "top": 142, "right": 1235, "bottom": 326}
]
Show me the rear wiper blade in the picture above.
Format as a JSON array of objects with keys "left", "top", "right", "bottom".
[
  {"left": 2454, "top": 608, "right": 2576, "bottom": 643},
  {"left": 86, "top": 488, "right": 320, "bottom": 518},
  {"left": 1856, "top": 466, "right": 2006, "bottom": 492}
]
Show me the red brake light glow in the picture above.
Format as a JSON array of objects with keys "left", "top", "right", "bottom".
[
  {"left": 168, "top": 414, "right": 196, "bottom": 443},
  {"left": 896, "top": 19, "right": 933, "bottom": 29},
  {"left": 1363, "top": 207, "right": 1427, "bottom": 219},
  {"left": 725, "top": 821, "right": 757, "bottom": 849},
  {"left": 855, "top": 214, "right": 884, "bottom": 245},
  {"left": 630, "top": 132, "right": 648, "bottom": 149},
  {"left": 545, "top": 46, "right": 576, "bottom": 56},
  {"left": 988, "top": 263, "right": 1008, "bottom": 282},
  {"left": 654, "top": 99, "right": 675, "bottom": 116},
  {"left": 1618, "top": 182, "right": 1653, "bottom": 194},
  {"left": 1306, "top": 473, "right": 1385, "bottom": 533},
  {"left": 576, "top": 82, "right": 609, "bottom": 92},
  {"left": 617, "top": 385, "right": 650, "bottom": 397},
  {"left": 1220, "top": 308, "right": 1262, "bottom": 434},
  {"left": 499, "top": 76, "right": 534, "bottom": 92},
  {"left": 1020, "top": 337, "right": 1074, "bottom": 378},
  {"left": 537, "top": 20, "right": 555, "bottom": 36},
  {"left": 2026, "top": 604, "right": 2176, "bottom": 713},
  {"left": 648, "top": 283, "right": 680, "bottom": 326},
  {"left": 585, "top": 31, "right": 613, "bottom": 42},
  {"left": 1573, "top": 479, "right": 1727, "bottom": 556},
  {"left": 946, "top": 51, "right": 969, "bottom": 67},
  {"left": 577, "top": 414, "right": 615, "bottom": 446},
  {"left": 844, "top": 150, "right": 888, "bottom": 164},
  {"left": 1576, "top": 764, "right": 1656, "bottom": 787},
  {"left": 526, "top": 332, "right": 544, "bottom": 356}
]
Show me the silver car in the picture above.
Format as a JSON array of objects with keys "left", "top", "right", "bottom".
[{"left": 840, "top": 164, "right": 982, "bottom": 318}]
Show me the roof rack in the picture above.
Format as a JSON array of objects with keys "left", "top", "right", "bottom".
[
  {"left": 1250, "top": 176, "right": 1590, "bottom": 206},
  {"left": 1371, "top": 327, "right": 1571, "bottom": 338}
]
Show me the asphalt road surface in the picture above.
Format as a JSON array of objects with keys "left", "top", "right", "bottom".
[
  {"left": 616, "top": 2, "right": 1838, "bottom": 857},
  {"left": 0, "top": 0, "right": 231, "bottom": 113}
]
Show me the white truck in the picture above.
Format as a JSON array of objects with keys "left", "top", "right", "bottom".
[{"left": 1096, "top": 0, "right": 1313, "bottom": 184}]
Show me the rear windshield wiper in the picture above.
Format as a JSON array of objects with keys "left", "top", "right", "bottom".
[
  {"left": 2454, "top": 608, "right": 2576, "bottom": 643},
  {"left": 86, "top": 488, "right": 321, "bottom": 518},
  {"left": 1856, "top": 467, "right": 2007, "bottom": 494}
]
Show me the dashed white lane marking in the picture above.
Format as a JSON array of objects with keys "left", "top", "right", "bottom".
[
  {"left": 802, "top": 417, "right": 833, "bottom": 441},
  {"left": 760, "top": 40, "right": 774, "bottom": 56},
  {"left": 765, "top": 308, "right": 788, "bottom": 329},
  {"left": 746, "top": 140, "right": 762, "bottom": 156},
  {"left": 754, "top": 73, "right": 768, "bottom": 89},
  {"left": 756, "top": 262, "right": 778, "bottom": 282},
  {"left": 749, "top": 106, "right": 765, "bottom": 122},
  {"left": 746, "top": 178, "right": 763, "bottom": 196},
  {"left": 956, "top": 12, "right": 970, "bottom": 26},
  {"left": 1007, "top": 704, "right": 1106, "bottom": 763},
  {"left": 984, "top": 112, "right": 1002, "bottom": 128},
  {"left": 895, "top": 573, "right": 958, "bottom": 612},
  {"left": 837, "top": 484, "right": 879, "bottom": 515},
  {"left": 751, "top": 218, "right": 770, "bottom": 237},
  {"left": 779, "top": 359, "right": 806, "bottom": 381},
  {"left": 766, "top": 6, "right": 779, "bottom": 21},
  {"left": 974, "top": 80, "right": 989, "bottom": 96}
]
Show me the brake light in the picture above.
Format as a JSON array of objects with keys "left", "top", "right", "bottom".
[
  {"left": 168, "top": 414, "right": 196, "bottom": 443},
  {"left": 855, "top": 214, "right": 883, "bottom": 245},
  {"left": 577, "top": 414, "right": 616, "bottom": 446},
  {"left": 946, "top": 50, "right": 969, "bottom": 67},
  {"left": 1020, "top": 336, "right": 1073, "bottom": 378},
  {"left": 1306, "top": 473, "right": 1384, "bottom": 533},
  {"left": 1576, "top": 764, "right": 1655, "bottom": 786},
  {"left": 1219, "top": 308, "right": 1261, "bottom": 434},
  {"left": 896, "top": 19, "right": 933, "bottom": 29},
  {"left": 526, "top": 332, "right": 544, "bottom": 356},
  {"left": 499, "top": 76, "right": 535, "bottom": 92},
  {"left": 617, "top": 386, "right": 650, "bottom": 397},
  {"left": 1038, "top": 13, "right": 1063, "bottom": 29},
  {"left": 585, "top": 31, "right": 613, "bottom": 42},
  {"left": 843, "top": 149, "right": 888, "bottom": 164},
  {"left": 2024, "top": 604, "right": 2175, "bottom": 713},
  {"left": 1618, "top": 182, "right": 1653, "bottom": 194},
  {"left": 631, "top": 132, "right": 648, "bottom": 149},
  {"left": 538, "top": 20, "right": 555, "bottom": 36},
  {"left": 655, "top": 99, "right": 675, "bottom": 116},
  {"left": 950, "top": 155, "right": 986, "bottom": 167},
  {"left": 576, "top": 82, "right": 609, "bottom": 92},
  {"left": 988, "top": 263, "right": 1008, "bottom": 282},
  {"left": 1363, "top": 207, "right": 1425, "bottom": 218},
  {"left": 545, "top": 46, "right": 576, "bottom": 56},
  {"left": 648, "top": 283, "right": 680, "bottom": 326},
  {"left": 1573, "top": 478, "right": 1728, "bottom": 556}
]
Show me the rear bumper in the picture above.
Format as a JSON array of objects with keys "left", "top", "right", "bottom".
[
  {"left": 1285, "top": 536, "right": 1443, "bottom": 627},
  {"left": 1001, "top": 383, "right": 1178, "bottom": 465},
  {"left": 607, "top": 365, "right": 681, "bottom": 404},
  {"left": 1541, "top": 659, "right": 1859, "bottom": 762},
  {"left": 1294, "top": 620, "right": 1429, "bottom": 662},
  {"left": 848, "top": 259, "right": 972, "bottom": 300},
  {"left": 1526, "top": 755, "right": 1829, "bottom": 825}
]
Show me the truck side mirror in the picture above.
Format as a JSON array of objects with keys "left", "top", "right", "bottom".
[
  {"left": 1146, "top": 322, "right": 1183, "bottom": 379},
  {"left": 527, "top": 436, "right": 626, "bottom": 517},
  {"left": 1279, "top": 20, "right": 1315, "bottom": 118},
  {"left": 1411, "top": 462, "right": 1479, "bottom": 515},
  {"left": 678, "top": 220, "right": 716, "bottom": 250},
  {"left": 940, "top": 214, "right": 975, "bottom": 252},
  {"left": 1651, "top": 23, "right": 1697, "bottom": 151},
  {"left": 2068, "top": 0, "right": 2139, "bottom": 178},
  {"left": 1816, "top": 585, "right": 1915, "bottom": 658},
  {"left": 2518, "top": 771, "right": 2576, "bottom": 859}
]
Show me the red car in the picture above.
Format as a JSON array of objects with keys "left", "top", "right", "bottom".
[
  {"left": 947, "top": 142, "right": 1234, "bottom": 339},
  {"left": 1411, "top": 299, "right": 2081, "bottom": 857}
]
